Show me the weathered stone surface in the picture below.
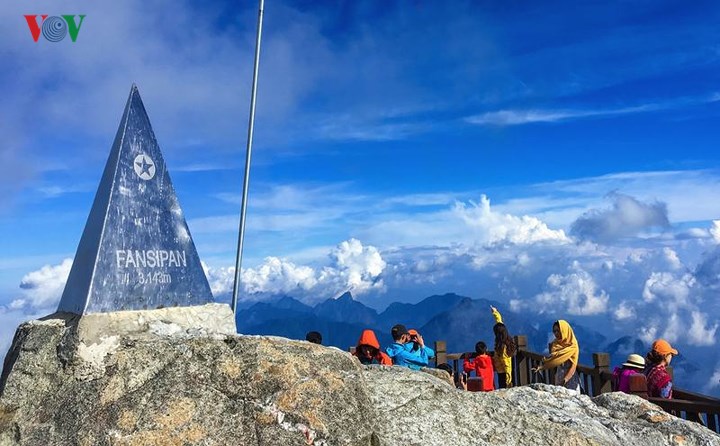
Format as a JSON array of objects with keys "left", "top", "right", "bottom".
[
  {"left": 364, "top": 367, "right": 719, "bottom": 446},
  {"left": 1, "top": 314, "right": 718, "bottom": 446},
  {"left": 0, "top": 316, "right": 378, "bottom": 446}
]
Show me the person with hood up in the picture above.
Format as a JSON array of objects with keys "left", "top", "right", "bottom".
[
  {"left": 385, "top": 324, "right": 430, "bottom": 370},
  {"left": 353, "top": 329, "right": 392, "bottom": 366},
  {"left": 532, "top": 320, "right": 581, "bottom": 392}
]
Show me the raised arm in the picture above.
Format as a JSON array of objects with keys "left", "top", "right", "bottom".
[{"left": 491, "top": 306, "right": 503, "bottom": 324}]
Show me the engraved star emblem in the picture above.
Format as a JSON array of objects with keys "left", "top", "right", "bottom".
[{"left": 133, "top": 154, "right": 156, "bottom": 181}]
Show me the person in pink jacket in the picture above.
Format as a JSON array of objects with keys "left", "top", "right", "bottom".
[{"left": 611, "top": 353, "right": 645, "bottom": 393}]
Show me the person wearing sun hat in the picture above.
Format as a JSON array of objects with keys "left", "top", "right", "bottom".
[
  {"left": 611, "top": 353, "right": 646, "bottom": 393},
  {"left": 645, "top": 339, "right": 678, "bottom": 399}
]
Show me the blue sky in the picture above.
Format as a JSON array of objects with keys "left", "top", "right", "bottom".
[{"left": 1, "top": 1, "right": 720, "bottom": 390}]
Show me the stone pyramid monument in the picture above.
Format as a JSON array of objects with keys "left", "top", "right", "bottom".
[{"left": 56, "top": 85, "right": 214, "bottom": 314}]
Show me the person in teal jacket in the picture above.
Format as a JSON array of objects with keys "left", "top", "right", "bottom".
[{"left": 385, "top": 324, "right": 430, "bottom": 370}]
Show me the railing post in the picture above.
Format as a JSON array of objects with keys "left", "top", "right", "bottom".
[
  {"left": 592, "top": 352, "right": 612, "bottom": 396},
  {"left": 515, "top": 335, "right": 529, "bottom": 386},
  {"left": 435, "top": 341, "right": 447, "bottom": 367}
]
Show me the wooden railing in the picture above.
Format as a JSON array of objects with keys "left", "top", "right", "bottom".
[{"left": 433, "top": 335, "right": 720, "bottom": 434}]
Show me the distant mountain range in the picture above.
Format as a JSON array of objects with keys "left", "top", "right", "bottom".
[
  {"left": 236, "top": 292, "right": 703, "bottom": 392},
  {"left": 237, "top": 292, "right": 597, "bottom": 356}
]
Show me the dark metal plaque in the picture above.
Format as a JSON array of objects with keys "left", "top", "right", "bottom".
[{"left": 57, "top": 85, "right": 214, "bottom": 314}]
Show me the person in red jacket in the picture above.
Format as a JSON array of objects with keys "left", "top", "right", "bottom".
[
  {"left": 354, "top": 329, "right": 392, "bottom": 366},
  {"left": 463, "top": 341, "right": 495, "bottom": 391}
]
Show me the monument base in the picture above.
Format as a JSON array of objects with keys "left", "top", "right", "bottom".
[
  {"left": 69, "top": 303, "right": 237, "bottom": 344},
  {"left": 42, "top": 303, "right": 237, "bottom": 345},
  {"left": 22, "top": 303, "right": 236, "bottom": 381}
]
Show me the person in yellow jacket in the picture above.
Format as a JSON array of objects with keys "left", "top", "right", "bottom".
[
  {"left": 490, "top": 306, "right": 516, "bottom": 388},
  {"left": 531, "top": 320, "right": 581, "bottom": 393}
]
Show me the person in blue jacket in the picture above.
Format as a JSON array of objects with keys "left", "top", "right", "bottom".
[
  {"left": 408, "top": 328, "right": 435, "bottom": 359},
  {"left": 385, "top": 324, "right": 430, "bottom": 370}
]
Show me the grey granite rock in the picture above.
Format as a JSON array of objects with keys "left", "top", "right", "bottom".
[{"left": 0, "top": 313, "right": 718, "bottom": 446}]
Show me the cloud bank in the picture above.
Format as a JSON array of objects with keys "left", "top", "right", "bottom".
[
  {"left": 204, "top": 239, "right": 386, "bottom": 304},
  {"left": 5, "top": 192, "right": 720, "bottom": 393}
]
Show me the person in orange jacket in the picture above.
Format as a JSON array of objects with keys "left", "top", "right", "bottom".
[
  {"left": 463, "top": 341, "right": 495, "bottom": 391},
  {"left": 353, "top": 329, "right": 392, "bottom": 366}
]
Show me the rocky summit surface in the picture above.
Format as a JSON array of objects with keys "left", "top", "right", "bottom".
[{"left": 0, "top": 310, "right": 718, "bottom": 446}]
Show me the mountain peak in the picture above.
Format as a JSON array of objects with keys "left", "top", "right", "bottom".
[
  {"left": 314, "top": 291, "right": 377, "bottom": 326},
  {"left": 274, "top": 295, "right": 312, "bottom": 312},
  {"left": 336, "top": 291, "right": 354, "bottom": 301}
]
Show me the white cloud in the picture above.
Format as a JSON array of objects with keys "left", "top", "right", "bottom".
[
  {"left": 16, "top": 258, "right": 73, "bottom": 311},
  {"left": 707, "top": 367, "right": 720, "bottom": 393},
  {"left": 525, "top": 170, "right": 720, "bottom": 226},
  {"left": 613, "top": 301, "right": 636, "bottom": 321},
  {"left": 201, "top": 262, "right": 235, "bottom": 299},
  {"left": 711, "top": 221, "right": 720, "bottom": 244},
  {"left": 524, "top": 263, "right": 610, "bottom": 315},
  {"left": 641, "top": 272, "right": 695, "bottom": 310},
  {"left": 316, "top": 115, "right": 430, "bottom": 141},
  {"left": 242, "top": 257, "right": 318, "bottom": 295},
  {"left": 203, "top": 238, "right": 386, "bottom": 304},
  {"left": 675, "top": 228, "right": 709, "bottom": 240},
  {"left": 345, "top": 194, "right": 571, "bottom": 251},
  {"left": 661, "top": 248, "right": 683, "bottom": 270},
  {"left": 464, "top": 94, "right": 719, "bottom": 127},
  {"left": 643, "top": 310, "right": 718, "bottom": 348},
  {"left": 326, "top": 238, "right": 386, "bottom": 290},
  {"left": 570, "top": 193, "right": 669, "bottom": 242},
  {"left": 453, "top": 195, "right": 570, "bottom": 245},
  {"left": 638, "top": 324, "right": 659, "bottom": 345},
  {"left": 687, "top": 311, "right": 718, "bottom": 346},
  {"left": 635, "top": 270, "right": 717, "bottom": 347},
  {"left": 661, "top": 313, "right": 683, "bottom": 345},
  {"left": 0, "top": 259, "right": 74, "bottom": 357},
  {"left": 185, "top": 171, "right": 719, "bottom": 273},
  {"left": 464, "top": 104, "right": 655, "bottom": 126}
]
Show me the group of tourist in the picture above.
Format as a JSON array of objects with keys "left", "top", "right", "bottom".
[
  {"left": 304, "top": 306, "right": 679, "bottom": 399},
  {"left": 610, "top": 339, "right": 678, "bottom": 398}
]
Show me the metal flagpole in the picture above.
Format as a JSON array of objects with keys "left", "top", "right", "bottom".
[{"left": 231, "top": 0, "right": 265, "bottom": 314}]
